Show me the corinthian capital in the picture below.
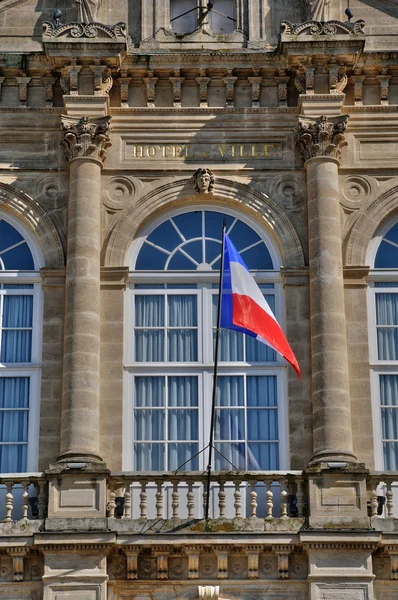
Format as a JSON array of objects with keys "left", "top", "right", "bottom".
[
  {"left": 61, "top": 116, "right": 111, "bottom": 164},
  {"left": 296, "top": 114, "right": 348, "bottom": 163}
]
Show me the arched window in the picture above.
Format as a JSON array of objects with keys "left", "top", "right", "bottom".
[
  {"left": 0, "top": 215, "right": 43, "bottom": 473},
  {"left": 124, "top": 208, "right": 288, "bottom": 473},
  {"left": 368, "top": 219, "right": 398, "bottom": 470},
  {"left": 170, "top": 0, "right": 236, "bottom": 34}
]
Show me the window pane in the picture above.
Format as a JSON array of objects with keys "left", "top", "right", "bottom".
[
  {"left": 215, "top": 409, "right": 244, "bottom": 440},
  {"left": 214, "top": 442, "right": 245, "bottom": 470},
  {"left": 1, "top": 243, "right": 34, "bottom": 270},
  {"left": 3, "top": 296, "right": 33, "bottom": 327},
  {"left": 170, "top": 0, "right": 197, "bottom": 33},
  {"left": 168, "top": 296, "right": 197, "bottom": 326},
  {"left": 168, "top": 410, "right": 198, "bottom": 440},
  {"left": 147, "top": 220, "right": 182, "bottom": 252},
  {"left": 381, "top": 408, "right": 398, "bottom": 440},
  {"left": 168, "top": 330, "right": 197, "bottom": 361},
  {"left": 384, "top": 442, "right": 398, "bottom": 471},
  {"left": 0, "top": 378, "right": 29, "bottom": 408},
  {"left": 0, "top": 411, "right": 28, "bottom": 442},
  {"left": 173, "top": 212, "right": 202, "bottom": 240},
  {"left": 134, "top": 410, "right": 165, "bottom": 441},
  {"left": 1, "top": 331, "right": 32, "bottom": 362},
  {"left": 136, "top": 243, "right": 168, "bottom": 270},
  {"left": 135, "top": 296, "right": 164, "bottom": 326},
  {"left": 248, "top": 409, "right": 278, "bottom": 441},
  {"left": 377, "top": 328, "right": 398, "bottom": 360},
  {"left": 135, "top": 330, "right": 164, "bottom": 361},
  {"left": 168, "top": 250, "right": 198, "bottom": 270},
  {"left": 134, "top": 443, "right": 165, "bottom": 471},
  {"left": 168, "top": 443, "right": 198, "bottom": 470},
  {"left": 209, "top": 0, "right": 235, "bottom": 33},
  {"left": 248, "top": 442, "right": 279, "bottom": 470},
  {"left": 168, "top": 376, "right": 198, "bottom": 407},
  {"left": 216, "top": 376, "right": 244, "bottom": 406},
  {"left": 247, "top": 376, "right": 277, "bottom": 407},
  {"left": 0, "top": 444, "right": 27, "bottom": 472},
  {"left": 376, "top": 294, "right": 398, "bottom": 325},
  {"left": 246, "top": 335, "right": 276, "bottom": 362},
  {"left": 134, "top": 377, "right": 165, "bottom": 407}
]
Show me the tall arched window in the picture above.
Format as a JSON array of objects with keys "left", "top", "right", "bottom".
[
  {"left": 124, "top": 208, "right": 288, "bottom": 472},
  {"left": 368, "top": 219, "right": 398, "bottom": 470},
  {"left": 0, "top": 215, "right": 43, "bottom": 473}
]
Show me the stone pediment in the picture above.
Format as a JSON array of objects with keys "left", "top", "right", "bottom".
[{"left": 281, "top": 19, "right": 366, "bottom": 38}]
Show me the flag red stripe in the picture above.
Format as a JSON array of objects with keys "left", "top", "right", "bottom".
[{"left": 232, "top": 293, "right": 301, "bottom": 379}]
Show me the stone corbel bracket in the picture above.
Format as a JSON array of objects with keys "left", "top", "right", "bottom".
[{"left": 42, "top": 21, "right": 129, "bottom": 67}]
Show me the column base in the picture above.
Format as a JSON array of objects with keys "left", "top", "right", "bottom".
[
  {"left": 308, "top": 450, "right": 358, "bottom": 466},
  {"left": 56, "top": 452, "right": 104, "bottom": 465}
]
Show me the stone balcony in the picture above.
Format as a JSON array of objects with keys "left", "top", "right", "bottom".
[{"left": 0, "top": 469, "right": 398, "bottom": 536}]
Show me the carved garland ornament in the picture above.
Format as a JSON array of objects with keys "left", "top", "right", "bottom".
[
  {"left": 61, "top": 115, "right": 111, "bottom": 164},
  {"left": 296, "top": 114, "right": 348, "bottom": 163}
]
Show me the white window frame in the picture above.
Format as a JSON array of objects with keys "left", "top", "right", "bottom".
[
  {"left": 0, "top": 212, "right": 44, "bottom": 474},
  {"left": 123, "top": 207, "right": 289, "bottom": 472},
  {"left": 367, "top": 215, "right": 398, "bottom": 470}
]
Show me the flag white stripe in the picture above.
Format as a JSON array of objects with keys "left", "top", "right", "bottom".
[{"left": 229, "top": 260, "right": 278, "bottom": 324}]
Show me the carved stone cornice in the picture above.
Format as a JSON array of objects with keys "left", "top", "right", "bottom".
[
  {"left": 61, "top": 115, "right": 111, "bottom": 164},
  {"left": 296, "top": 114, "right": 348, "bottom": 163}
]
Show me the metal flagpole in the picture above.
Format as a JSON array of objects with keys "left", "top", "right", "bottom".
[{"left": 205, "top": 220, "right": 226, "bottom": 521}]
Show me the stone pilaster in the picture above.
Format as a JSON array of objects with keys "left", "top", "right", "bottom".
[
  {"left": 297, "top": 114, "right": 356, "bottom": 466},
  {"left": 59, "top": 115, "right": 111, "bottom": 464}
]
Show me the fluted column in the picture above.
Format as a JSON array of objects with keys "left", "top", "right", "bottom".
[
  {"left": 58, "top": 115, "right": 111, "bottom": 463},
  {"left": 297, "top": 114, "right": 356, "bottom": 465}
]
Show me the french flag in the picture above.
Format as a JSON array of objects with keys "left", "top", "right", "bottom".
[{"left": 220, "top": 234, "right": 300, "bottom": 379}]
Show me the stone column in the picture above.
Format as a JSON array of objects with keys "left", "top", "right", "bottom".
[
  {"left": 297, "top": 114, "right": 356, "bottom": 465},
  {"left": 58, "top": 115, "right": 111, "bottom": 463}
]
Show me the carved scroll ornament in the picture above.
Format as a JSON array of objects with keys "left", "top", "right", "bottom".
[
  {"left": 296, "top": 114, "right": 348, "bottom": 163},
  {"left": 61, "top": 115, "right": 111, "bottom": 164}
]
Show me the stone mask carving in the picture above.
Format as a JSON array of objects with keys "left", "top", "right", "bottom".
[{"left": 193, "top": 168, "right": 215, "bottom": 194}]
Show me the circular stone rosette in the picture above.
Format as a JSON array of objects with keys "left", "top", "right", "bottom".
[
  {"left": 36, "top": 176, "right": 67, "bottom": 209},
  {"left": 341, "top": 175, "right": 372, "bottom": 209},
  {"left": 103, "top": 176, "right": 139, "bottom": 210},
  {"left": 267, "top": 174, "right": 305, "bottom": 211}
]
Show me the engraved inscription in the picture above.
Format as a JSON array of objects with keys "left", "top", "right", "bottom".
[{"left": 124, "top": 142, "right": 281, "bottom": 161}]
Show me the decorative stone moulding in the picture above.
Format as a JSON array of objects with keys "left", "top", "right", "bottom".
[
  {"left": 296, "top": 114, "right": 348, "bottom": 163},
  {"left": 281, "top": 19, "right": 365, "bottom": 37},
  {"left": 61, "top": 115, "right": 111, "bottom": 164},
  {"left": 42, "top": 21, "right": 129, "bottom": 64}
]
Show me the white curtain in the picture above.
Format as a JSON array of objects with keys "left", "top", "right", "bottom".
[
  {"left": 376, "top": 293, "right": 398, "bottom": 360},
  {"left": 0, "top": 377, "right": 29, "bottom": 472},
  {"left": 1, "top": 296, "right": 32, "bottom": 363},
  {"left": 135, "top": 295, "right": 164, "bottom": 362},
  {"left": 168, "top": 296, "right": 197, "bottom": 361},
  {"left": 380, "top": 374, "right": 398, "bottom": 470}
]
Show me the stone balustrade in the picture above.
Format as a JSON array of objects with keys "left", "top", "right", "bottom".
[
  {"left": 368, "top": 472, "right": 398, "bottom": 518},
  {"left": 106, "top": 471, "right": 305, "bottom": 522},
  {"left": 0, "top": 474, "right": 46, "bottom": 522}
]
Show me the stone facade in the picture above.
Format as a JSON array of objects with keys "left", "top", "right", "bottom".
[{"left": 0, "top": 1, "right": 398, "bottom": 600}]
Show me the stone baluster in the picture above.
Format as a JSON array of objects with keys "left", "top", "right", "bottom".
[
  {"left": 280, "top": 479, "right": 289, "bottom": 519},
  {"left": 187, "top": 481, "right": 195, "bottom": 518},
  {"left": 21, "top": 481, "right": 29, "bottom": 520},
  {"left": 140, "top": 480, "right": 148, "bottom": 518},
  {"left": 123, "top": 483, "right": 132, "bottom": 518},
  {"left": 296, "top": 478, "right": 304, "bottom": 517},
  {"left": 37, "top": 480, "right": 46, "bottom": 519},
  {"left": 171, "top": 480, "right": 179, "bottom": 518},
  {"left": 265, "top": 480, "right": 273, "bottom": 518},
  {"left": 296, "top": 114, "right": 356, "bottom": 465},
  {"left": 107, "top": 486, "right": 117, "bottom": 517},
  {"left": 370, "top": 485, "right": 379, "bottom": 518},
  {"left": 386, "top": 481, "right": 394, "bottom": 517},
  {"left": 234, "top": 481, "right": 242, "bottom": 518},
  {"left": 156, "top": 481, "right": 163, "bottom": 518},
  {"left": 250, "top": 480, "right": 258, "bottom": 517},
  {"left": 5, "top": 481, "right": 13, "bottom": 522},
  {"left": 59, "top": 115, "right": 111, "bottom": 463},
  {"left": 218, "top": 481, "right": 226, "bottom": 518}
]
